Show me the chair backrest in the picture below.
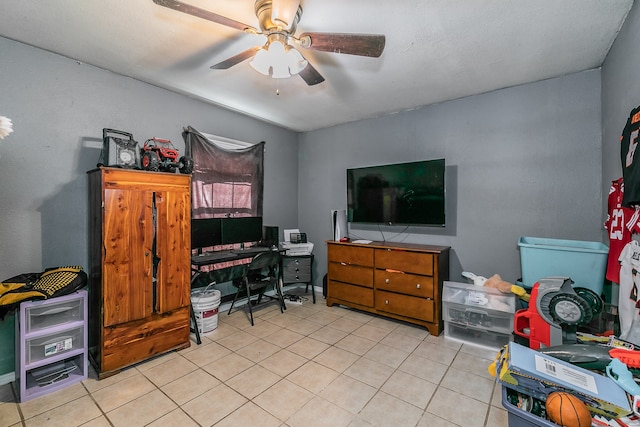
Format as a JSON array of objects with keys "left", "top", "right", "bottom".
[{"left": 247, "top": 251, "right": 280, "bottom": 274}]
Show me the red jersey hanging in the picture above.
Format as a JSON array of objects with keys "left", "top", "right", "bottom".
[{"left": 605, "top": 178, "right": 640, "bottom": 284}]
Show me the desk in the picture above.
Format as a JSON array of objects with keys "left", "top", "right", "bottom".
[
  {"left": 192, "top": 247, "right": 274, "bottom": 266},
  {"left": 190, "top": 247, "right": 280, "bottom": 344}
]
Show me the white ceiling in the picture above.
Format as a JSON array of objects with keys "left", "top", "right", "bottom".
[{"left": 0, "top": 0, "right": 634, "bottom": 132}]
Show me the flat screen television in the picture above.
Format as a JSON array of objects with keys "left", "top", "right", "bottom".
[
  {"left": 347, "top": 158, "right": 445, "bottom": 226},
  {"left": 220, "top": 216, "right": 263, "bottom": 245}
]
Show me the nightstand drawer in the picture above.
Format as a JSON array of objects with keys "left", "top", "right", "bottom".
[
  {"left": 283, "top": 273, "right": 311, "bottom": 283},
  {"left": 282, "top": 257, "right": 312, "bottom": 269},
  {"left": 283, "top": 264, "right": 311, "bottom": 275}
]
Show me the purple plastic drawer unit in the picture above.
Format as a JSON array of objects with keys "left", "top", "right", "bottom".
[{"left": 16, "top": 290, "right": 88, "bottom": 402}]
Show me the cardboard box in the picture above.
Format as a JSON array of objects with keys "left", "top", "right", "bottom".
[{"left": 498, "top": 342, "right": 631, "bottom": 418}]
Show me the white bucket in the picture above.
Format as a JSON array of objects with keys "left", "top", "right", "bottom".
[{"left": 191, "top": 286, "right": 221, "bottom": 335}]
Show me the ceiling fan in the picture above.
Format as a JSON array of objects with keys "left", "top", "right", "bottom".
[{"left": 152, "top": 0, "right": 386, "bottom": 85}]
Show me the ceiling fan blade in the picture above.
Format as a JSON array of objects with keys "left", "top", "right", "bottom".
[
  {"left": 298, "top": 32, "right": 386, "bottom": 57},
  {"left": 153, "top": 0, "right": 257, "bottom": 33},
  {"left": 210, "top": 46, "right": 262, "bottom": 70},
  {"left": 298, "top": 62, "right": 325, "bottom": 86},
  {"left": 271, "top": 0, "right": 301, "bottom": 29}
]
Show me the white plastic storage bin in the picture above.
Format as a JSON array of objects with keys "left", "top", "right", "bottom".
[{"left": 443, "top": 281, "right": 516, "bottom": 348}]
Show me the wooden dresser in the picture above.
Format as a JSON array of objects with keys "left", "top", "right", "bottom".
[
  {"left": 326, "top": 240, "right": 450, "bottom": 335},
  {"left": 88, "top": 167, "right": 191, "bottom": 379}
]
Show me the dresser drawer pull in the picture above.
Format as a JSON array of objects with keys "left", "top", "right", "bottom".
[
  {"left": 416, "top": 284, "right": 421, "bottom": 289},
  {"left": 295, "top": 268, "right": 300, "bottom": 272},
  {"left": 385, "top": 278, "right": 390, "bottom": 284},
  {"left": 385, "top": 300, "right": 389, "bottom": 305},
  {"left": 295, "top": 259, "right": 300, "bottom": 265}
]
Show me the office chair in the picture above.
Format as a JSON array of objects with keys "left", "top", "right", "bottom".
[{"left": 227, "top": 251, "right": 285, "bottom": 326}]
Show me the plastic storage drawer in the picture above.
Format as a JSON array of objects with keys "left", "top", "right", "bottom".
[
  {"left": 25, "top": 326, "right": 84, "bottom": 365},
  {"left": 518, "top": 236, "right": 608, "bottom": 294},
  {"left": 443, "top": 281, "right": 516, "bottom": 334},
  {"left": 24, "top": 354, "right": 85, "bottom": 390},
  {"left": 444, "top": 322, "right": 512, "bottom": 349},
  {"left": 24, "top": 297, "right": 84, "bottom": 333}
]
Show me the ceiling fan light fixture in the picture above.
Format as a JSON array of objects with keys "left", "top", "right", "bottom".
[
  {"left": 286, "top": 45, "right": 308, "bottom": 75},
  {"left": 250, "top": 48, "right": 271, "bottom": 75},
  {"left": 249, "top": 38, "right": 307, "bottom": 79}
]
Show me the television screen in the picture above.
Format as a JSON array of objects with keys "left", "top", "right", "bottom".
[
  {"left": 191, "top": 218, "right": 222, "bottom": 249},
  {"left": 347, "top": 159, "right": 445, "bottom": 226},
  {"left": 220, "top": 217, "right": 263, "bottom": 245}
]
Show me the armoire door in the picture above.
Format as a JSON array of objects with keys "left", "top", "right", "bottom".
[
  {"left": 102, "top": 187, "right": 154, "bottom": 327},
  {"left": 154, "top": 188, "right": 191, "bottom": 314}
]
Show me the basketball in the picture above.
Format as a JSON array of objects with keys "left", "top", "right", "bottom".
[{"left": 545, "top": 391, "right": 592, "bottom": 427}]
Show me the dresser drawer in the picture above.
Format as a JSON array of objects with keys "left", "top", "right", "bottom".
[
  {"left": 328, "top": 280, "right": 374, "bottom": 307},
  {"left": 328, "top": 262, "right": 373, "bottom": 288},
  {"left": 375, "top": 290, "right": 434, "bottom": 322},
  {"left": 328, "top": 244, "right": 374, "bottom": 267},
  {"left": 375, "top": 249, "right": 433, "bottom": 276},
  {"left": 374, "top": 270, "right": 434, "bottom": 298}
]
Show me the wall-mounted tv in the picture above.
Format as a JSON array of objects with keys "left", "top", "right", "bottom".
[{"left": 347, "top": 158, "right": 445, "bottom": 226}]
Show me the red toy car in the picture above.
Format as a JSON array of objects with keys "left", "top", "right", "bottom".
[{"left": 140, "top": 137, "right": 193, "bottom": 174}]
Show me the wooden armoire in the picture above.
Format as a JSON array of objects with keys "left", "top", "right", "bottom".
[{"left": 88, "top": 167, "right": 191, "bottom": 379}]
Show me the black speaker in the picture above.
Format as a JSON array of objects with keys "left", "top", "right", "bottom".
[{"left": 262, "top": 225, "right": 279, "bottom": 247}]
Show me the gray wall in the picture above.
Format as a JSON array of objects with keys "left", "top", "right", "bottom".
[
  {"left": 0, "top": 37, "right": 299, "bottom": 377},
  {"left": 602, "top": 0, "right": 640, "bottom": 215},
  {"left": 2, "top": 0, "right": 639, "bottom": 379},
  {"left": 299, "top": 70, "right": 603, "bottom": 287}
]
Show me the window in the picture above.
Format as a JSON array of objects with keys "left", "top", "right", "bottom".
[{"left": 183, "top": 126, "right": 264, "bottom": 219}]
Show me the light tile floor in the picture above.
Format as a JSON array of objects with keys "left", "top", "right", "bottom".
[{"left": 1, "top": 294, "right": 509, "bottom": 427}]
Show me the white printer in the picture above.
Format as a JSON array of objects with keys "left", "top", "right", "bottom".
[{"left": 281, "top": 229, "right": 314, "bottom": 255}]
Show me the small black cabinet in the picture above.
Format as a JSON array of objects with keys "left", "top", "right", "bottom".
[{"left": 282, "top": 254, "right": 315, "bottom": 303}]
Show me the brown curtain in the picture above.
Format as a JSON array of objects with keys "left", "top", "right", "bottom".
[{"left": 183, "top": 126, "right": 264, "bottom": 220}]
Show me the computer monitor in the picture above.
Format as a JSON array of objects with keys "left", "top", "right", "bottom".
[
  {"left": 220, "top": 217, "right": 263, "bottom": 245},
  {"left": 191, "top": 218, "right": 222, "bottom": 249}
]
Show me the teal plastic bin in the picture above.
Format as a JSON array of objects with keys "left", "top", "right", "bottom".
[{"left": 518, "top": 237, "right": 608, "bottom": 295}]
